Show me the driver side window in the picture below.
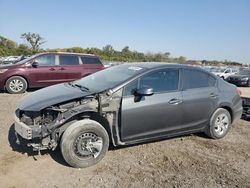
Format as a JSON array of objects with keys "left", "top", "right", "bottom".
[
  {"left": 35, "top": 55, "right": 55, "bottom": 66},
  {"left": 123, "top": 69, "right": 179, "bottom": 96},
  {"left": 123, "top": 79, "right": 138, "bottom": 96}
]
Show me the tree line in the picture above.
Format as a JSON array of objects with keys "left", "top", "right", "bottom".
[{"left": 0, "top": 33, "right": 242, "bottom": 66}]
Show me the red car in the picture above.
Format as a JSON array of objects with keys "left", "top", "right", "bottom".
[{"left": 0, "top": 52, "right": 104, "bottom": 93}]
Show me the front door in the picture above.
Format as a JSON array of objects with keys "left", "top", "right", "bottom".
[
  {"left": 28, "top": 54, "right": 58, "bottom": 87},
  {"left": 120, "top": 68, "right": 182, "bottom": 142}
]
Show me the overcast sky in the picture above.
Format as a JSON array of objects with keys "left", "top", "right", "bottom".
[{"left": 0, "top": 0, "right": 250, "bottom": 63}]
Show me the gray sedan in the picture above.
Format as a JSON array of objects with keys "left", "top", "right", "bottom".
[{"left": 15, "top": 63, "right": 243, "bottom": 168}]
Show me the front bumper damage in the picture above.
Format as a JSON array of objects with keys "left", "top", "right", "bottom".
[
  {"left": 14, "top": 90, "right": 124, "bottom": 153},
  {"left": 14, "top": 108, "right": 63, "bottom": 153},
  {"left": 14, "top": 114, "right": 57, "bottom": 154},
  {"left": 14, "top": 114, "right": 32, "bottom": 140}
]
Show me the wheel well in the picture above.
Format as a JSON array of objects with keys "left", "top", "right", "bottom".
[
  {"left": 77, "top": 112, "right": 113, "bottom": 145},
  {"left": 5, "top": 75, "right": 29, "bottom": 88},
  {"left": 220, "top": 106, "right": 233, "bottom": 122}
]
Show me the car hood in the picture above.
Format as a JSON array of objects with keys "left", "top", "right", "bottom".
[
  {"left": 0, "top": 63, "right": 23, "bottom": 69},
  {"left": 18, "top": 83, "right": 95, "bottom": 111}
]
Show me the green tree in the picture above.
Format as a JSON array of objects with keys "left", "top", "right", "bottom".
[
  {"left": 21, "top": 32, "right": 45, "bottom": 52},
  {"left": 121, "top": 46, "right": 130, "bottom": 54},
  {"left": 0, "top": 36, "right": 17, "bottom": 48},
  {"left": 103, "top": 45, "right": 114, "bottom": 55}
]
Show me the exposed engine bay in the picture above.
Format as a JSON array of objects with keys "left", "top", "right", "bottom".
[{"left": 15, "top": 89, "right": 123, "bottom": 153}]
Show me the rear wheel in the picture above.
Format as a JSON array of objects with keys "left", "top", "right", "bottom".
[
  {"left": 206, "top": 108, "right": 231, "bottom": 139},
  {"left": 5, "top": 76, "right": 27, "bottom": 94},
  {"left": 60, "top": 119, "right": 109, "bottom": 168}
]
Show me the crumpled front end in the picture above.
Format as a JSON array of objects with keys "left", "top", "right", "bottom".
[
  {"left": 14, "top": 94, "right": 100, "bottom": 152},
  {"left": 14, "top": 109, "right": 60, "bottom": 152}
]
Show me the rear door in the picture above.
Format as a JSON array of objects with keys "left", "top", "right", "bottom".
[
  {"left": 120, "top": 68, "right": 183, "bottom": 142},
  {"left": 181, "top": 69, "right": 218, "bottom": 130},
  {"left": 57, "top": 54, "right": 82, "bottom": 82}
]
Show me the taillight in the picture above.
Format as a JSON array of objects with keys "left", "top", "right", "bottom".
[{"left": 236, "top": 88, "right": 242, "bottom": 96}]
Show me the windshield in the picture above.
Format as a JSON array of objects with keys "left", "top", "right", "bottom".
[
  {"left": 239, "top": 69, "right": 250, "bottom": 75},
  {"left": 73, "top": 64, "right": 146, "bottom": 91}
]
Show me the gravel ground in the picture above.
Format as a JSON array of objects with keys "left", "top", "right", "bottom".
[{"left": 0, "top": 88, "right": 249, "bottom": 188}]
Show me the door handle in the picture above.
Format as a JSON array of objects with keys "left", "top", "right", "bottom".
[
  {"left": 49, "top": 68, "right": 55, "bottom": 71},
  {"left": 168, "top": 98, "right": 182, "bottom": 105},
  {"left": 59, "top": 67, "right": 65, "bottom": 71},
  {"left": 210, "top": 93, "right": 218, "bottom": 98}
]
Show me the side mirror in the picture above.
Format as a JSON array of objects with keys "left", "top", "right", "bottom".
[
  {"left": 135, "top": 87, "right": 154, "bottom": 96},
  {"left": 32, "top": 61, "right": 38, "bottom": 68}
]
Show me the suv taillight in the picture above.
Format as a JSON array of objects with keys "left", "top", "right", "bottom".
[{"left": 236, "top": 88, "right": 242, "bottom": 96}]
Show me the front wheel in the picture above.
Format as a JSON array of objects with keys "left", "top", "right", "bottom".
[
  {"left": 247, "top": 80, "right": 250, "bottom": 87},
  {"left": 5, "top": 76, "right": 27, "bottom": 94},
  {"left": 206, "top": 108, "right": 231, "bottom": 139},
  {"left": 60, "top": 119, "right": 109, "bottom": 168}
]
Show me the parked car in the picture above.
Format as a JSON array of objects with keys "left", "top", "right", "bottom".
[
  {"left": 226, "top": 69, "right": 250, "bottom": 87},
  {"left": 0, "top": 52, "right": 104, "bottom": 93},
  {"left": 0, "top": 55, "right": 26, "bottom": 65},
  {"left": 14, "top": 63, "right": 242, "bottom": 168},
  {"left": 211, "top": 68, "right": 238, "bottom": 79}
]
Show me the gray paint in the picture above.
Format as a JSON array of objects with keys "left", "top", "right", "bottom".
[
  {"left": 16, "top": 63, "right": 243, "bottom": 149},
  {"left": 18, "top": 83, "right": 93, "bottom": 111}
]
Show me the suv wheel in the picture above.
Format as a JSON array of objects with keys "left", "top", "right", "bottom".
[
  {"left": 206, "top": 108, "right": 231, "bottom": 139},
  {"left": 60, "top": 119, "right": 109, "bottom": 168},
  {"left": 6, "top": 76, "right": 28, "bottom": 94}
]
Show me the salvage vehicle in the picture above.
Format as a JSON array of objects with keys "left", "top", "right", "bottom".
[
  {"left": 14, "top": 63, "right": 243, "bottom": 168},
  {"left": 226, "top": 69, "right": 250, "bottom": 87},
  {"left": 0, "top": 52, "right": 104, "bottom": 93}
]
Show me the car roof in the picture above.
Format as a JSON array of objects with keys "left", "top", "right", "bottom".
[
  {"left": 36, "top": 52, "right": 97, "bottom": 57},
  {"left": 121, "top": 62, "right": 201, "bottom": 70}
]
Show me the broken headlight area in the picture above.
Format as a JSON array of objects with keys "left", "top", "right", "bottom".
[
  {"left": 19, "top": 109, "right": 59, "bottom": 126},
  {"left": 15, "top": 108, "right": 63, "bottom": 140}
]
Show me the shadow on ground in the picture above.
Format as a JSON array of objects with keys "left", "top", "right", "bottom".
[
  {"left": 8, "top": 124, "right": 70, "bottom": 167},
  {"left": 8, "top": 122, "right": 220, "bottom": 167}
]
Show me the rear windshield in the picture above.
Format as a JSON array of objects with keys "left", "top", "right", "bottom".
[{"left": 81, "top": 56, "right": 102, "bottom": 65}]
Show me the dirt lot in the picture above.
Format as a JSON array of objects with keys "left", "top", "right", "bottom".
[{"left": 0, "top": 88, "right": 250, "bottom": 188}]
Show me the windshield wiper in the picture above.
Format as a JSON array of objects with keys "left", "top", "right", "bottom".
[{"left": 68, "top": 82, "right": 90, "bottom": 92}]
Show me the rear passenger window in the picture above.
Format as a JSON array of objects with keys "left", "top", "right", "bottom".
[
  {"left": 183, "top": 69, "right": 216, "bottom": 90},
  {"left": 81, "top": 56, "right": 102, "bottom": 65},
  {"left": 59, "top": 55, "right": 79, "bottom": 65}
]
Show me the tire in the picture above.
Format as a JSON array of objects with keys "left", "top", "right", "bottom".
[
  {"left": 60, "top": 119, "right": 109, "bottom": 168},
  {"left": 206, "top": 108, "right": 231, "bottom": 139},
  {"left": 5, "top": 76, "right": 27, "bottom": 94},
  {"left": 247, "top": 80, "right": 250, "bottom": 87}
]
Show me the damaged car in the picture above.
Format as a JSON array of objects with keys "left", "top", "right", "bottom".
[{"left": 14, "top": 63, "right": 243, "bottom": 168}]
